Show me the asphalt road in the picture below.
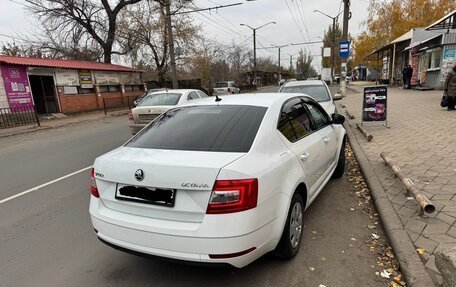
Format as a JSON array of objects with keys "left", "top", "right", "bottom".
[{"left": 0, "top": 108, "right": 390, "bottom": 287}]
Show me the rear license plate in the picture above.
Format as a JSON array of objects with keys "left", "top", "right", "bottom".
[
  {"left": 115, "top": 184, "right": 176, "bottom": 207},
  {"left": 139, "top": 114, "right": 158, "bottom": 121}
]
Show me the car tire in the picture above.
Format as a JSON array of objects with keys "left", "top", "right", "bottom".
[
  {"left": 273, "top": 192, "right": 304, "bottom": 259},
  {"left": 332, "top": 138, "right": 346, "bottom": 178}
]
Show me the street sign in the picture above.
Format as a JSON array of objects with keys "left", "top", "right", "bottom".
[
  {"left": 339, "top": 41, "right": 350, "bottom": 57},
  {"left": 323, "top": 47, "right": 331, "bottom": 57},
  {"left": 362, "top": 86, "right": 387, "bottom": 125}
]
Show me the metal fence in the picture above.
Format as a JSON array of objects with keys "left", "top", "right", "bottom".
[
  {"left": 0, "top": 105, "right": 40, "bottom": 129},
  {"left": 102, "top": 96, "right": 137, "bottom": 115}
]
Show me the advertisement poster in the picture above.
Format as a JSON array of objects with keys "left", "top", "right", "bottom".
[
  {"left": 0, "top": 64, "right": 33, "bottom": 109},
  {"left": 94, "top": 71, "right": 119, "bottom": 85},
  {"left": 56, "top": 69, "right": 79, "bottom": 86},
  {"left": 441, "top": 48, "right": 456, "bottom": 82},
  {"left": 362, "top": 86, "right": 387, "bottom": 123},
  {"left": 79, "top": 70, "right": 93, "bottom": 88}
]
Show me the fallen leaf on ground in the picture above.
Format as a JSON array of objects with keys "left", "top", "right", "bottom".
[
  {"left": 416, "top": 248, "right": 425, "bottom": 255},
  {"left": 372, "top": 233, "right": 380, "bottom": 239},
  {"left": 368, "top": 224, "right": 376, "bottom": 229},
  {"left": 319, "top": 285, "right": 326, "bottom": 287},
  {"left": 351, "top": 237, "right": 357, "bottom": 241},
  {"left": 381, "top": 269, "right": 392, "bottom": 279},
  {"left": 386, "top": 249, "right": 395, "bottom": 259},
  {"left": 320, "top": 257, "right": 327, "bottom": 262},
  {"left": 308, "top": 266, "right": 315, "bottom": 271},
  {"left": 390, "top": 281, "right": 401, "bottom": 287}
]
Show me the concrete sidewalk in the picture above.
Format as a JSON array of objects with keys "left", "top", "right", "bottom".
[
  {"left": 0, "top": 108, "right": 129, "bottom": 139},
  {"left": 340, "top": 84, "right": 456, "bottom": 285}
]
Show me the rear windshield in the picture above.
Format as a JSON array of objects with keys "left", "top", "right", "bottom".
[
  {"left": 280, "top": 85, "right": 331, "bottom": 102},
  {"left": 138, "top": 93, "right": 182, "bottom": 107},
  {"left": 126, "top": 105, "right": 267, "bottom": 152},
  {"left": 215, "top": 82, "right": 229, "bottom": 88}
]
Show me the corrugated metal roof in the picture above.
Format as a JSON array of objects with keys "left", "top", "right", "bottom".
[
  {"left": 391, "top": 29, "right": 413, "bottom": 44},
  {"left": 0, "top": 55, "right": 139, "bottom": 72},
  {"left": 425, "top": 10, "right": 456, "bottom": 31}
]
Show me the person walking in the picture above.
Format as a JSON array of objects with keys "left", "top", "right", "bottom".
[
  {"left": 406, "top": 65, "right": 413, "bottom": 89},
  {"left": 402, "top": 66, "right": 407, "bottom": 88},
  {"left": 444, "top": 63, "right": 456, "bottom": 111}
]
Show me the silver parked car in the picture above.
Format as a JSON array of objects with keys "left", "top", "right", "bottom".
[
  {"left": 213, "top": 81, "right": 240, "bottom": 95},
  {"left": 278, "top": 80, "right": 342, "bottom": 115},
  {"left": 128, "top": 89, "right": 208, "bottom": 134}
]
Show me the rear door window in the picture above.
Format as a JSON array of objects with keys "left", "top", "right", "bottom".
[
  {"left": 138, "top": 93, "right": 182, "bottom": 106},
  {"left": 187, "top": 92, "right": 199, "bottom": 100},
  {"left": 126, "top": 105, "right": 267, "bottom": 152},
  {"left": 278, "top": 98, "right": 313, "bottom": 142}
]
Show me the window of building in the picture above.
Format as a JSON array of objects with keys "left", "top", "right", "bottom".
[
  {"left": 427, "top": 48, "right": 441, "bottom": 70},
  {"left": 99, "top": 85, "right": 121, "bottom": 93},
  {"left": 77, "top": 87, "right": 94, "bottom": 94}
]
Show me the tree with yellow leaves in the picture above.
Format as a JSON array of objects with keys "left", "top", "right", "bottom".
[{"left": 353, "top": 0, "right": 456, "bottom": 67}]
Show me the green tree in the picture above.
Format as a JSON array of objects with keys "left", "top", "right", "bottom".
[
  {"left": 321, "top": 23, "right": 343, "bottom": 74},
  {"left": 296, "top": 49, "right": 317, "bottom": 80}
]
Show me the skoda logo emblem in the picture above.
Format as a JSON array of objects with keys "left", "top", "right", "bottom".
[{"left": 135, "top": 169, "right": 144, "bottom": 181}]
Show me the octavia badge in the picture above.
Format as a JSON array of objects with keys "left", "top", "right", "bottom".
[{"left": 135, "top": 169, "right": 144, "bottom": 181}]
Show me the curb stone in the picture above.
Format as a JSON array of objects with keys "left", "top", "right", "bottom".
[{"left": 340, "top": 107, "right": 435, "bottom": 287}]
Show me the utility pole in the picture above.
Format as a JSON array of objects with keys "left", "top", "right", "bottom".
[
  {"left": 340, "top": 0, "right": 350, "bottom": 95},
  {"left": 240, "top": 22, "right": 276, "bottom": 87},
  {"left": 332, "top": 17, "right": 336, "bottom": 81},
  {"left": 314, "top": 10, "right": 342, "bottom": 84},
  {"left": 165, "top": 0, "right": 178, "bottom": 89},
  {"left": 165, "top": 1, "right": 243, "bottom": 89},
  {"left": 278, "top": 47, "right": 281, "bottom": 83}
]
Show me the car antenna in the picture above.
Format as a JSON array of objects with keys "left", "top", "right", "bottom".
[{"left": 215, "top": 94, "right": 222, "bottom": 102}]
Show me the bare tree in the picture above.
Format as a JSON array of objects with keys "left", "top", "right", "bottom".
[
  {"left": 25, "top": 0, "right": 143, "bottom": 63},
  {"left": 120, "top": 0, "right": 198, "bottom": 85}
]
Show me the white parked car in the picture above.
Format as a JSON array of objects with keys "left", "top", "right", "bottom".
[
  {"left": 90, "top": 93, "right": 346, "bottom": 268},
  {"left": 128, "top": 89, "right": 208, "bottom": 134},
  {"left": 278, "top": 80, "right": 341, "bottom": 115},
  {"left": 213, "top": 81, "right": 240, "bottom": 95}
]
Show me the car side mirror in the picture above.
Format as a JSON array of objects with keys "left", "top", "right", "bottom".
[
  {"left": 332, "top": 93, "right": 343, "bottom": 101},
  {"left": 332, "top": 113, "right": 345, "bottom": 125}
]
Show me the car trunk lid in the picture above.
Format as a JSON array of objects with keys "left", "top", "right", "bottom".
[{"left": 94, "top": 147, "right": 245, "bottom": 223}]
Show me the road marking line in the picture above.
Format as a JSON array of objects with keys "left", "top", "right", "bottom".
[{"left": 0, "top": 165, "right": 93, "bottom": 205}]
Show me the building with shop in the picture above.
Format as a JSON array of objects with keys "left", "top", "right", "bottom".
[
  {"left": 363, "top": 10, "right": 456, "bottom": 89},
  {"left": 0, "top": 55, "right": 144, "bottom": 114}
]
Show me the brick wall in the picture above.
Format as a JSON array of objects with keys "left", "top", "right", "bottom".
[{"left": 57, "top": 88, "right": 143, "bottom": 114}]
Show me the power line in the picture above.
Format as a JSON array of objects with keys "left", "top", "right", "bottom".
[
  {"left": 284, "top": 0, "right": 306, "bottom": 41},
  {"left": 6, "top": 0, "right": 28, "bottom": 7},
  {"left": 174, "top": 2, "right": 242, "bottom": 15}
]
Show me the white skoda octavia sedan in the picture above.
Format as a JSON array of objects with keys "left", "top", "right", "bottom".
[{"left": 90, "top": 93, "right": 346, "bottom": 268}]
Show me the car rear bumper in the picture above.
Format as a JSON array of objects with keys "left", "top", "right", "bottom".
[{"left": 90, "top": 198, "right": 280, "bottom": 268}]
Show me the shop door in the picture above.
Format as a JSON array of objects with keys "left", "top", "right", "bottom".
[{"left": 29, "top": 75, "right": 59, "bottom": 114}]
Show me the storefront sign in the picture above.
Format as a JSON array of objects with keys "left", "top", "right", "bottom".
[
  {"left": 56, "top": 69, "right": 79, "bottom": 86},
  {"left": 94, "top": 71, "right": 119, "bottom": 85},
  {"left": 362, "top": 86, "right": 387, "bottom": 123},
  {"left": 79, "top": 70, "right": 93, "bottom": 88},
  {"left": 119, "top": 72, "right": 141, "bottom": 85},
  {"left": 0, "top": 64, "right": 33, "bottom": 109}
]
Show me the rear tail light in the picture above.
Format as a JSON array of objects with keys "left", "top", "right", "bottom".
[
  {"left": 90, "top": 168, "right": 100, "bottom": 198},
  {"left": 128, "top": 110, "right": 133, "bottom": 121},
  {"left": 206, "top": 179, "right": 258, "bottom": 214},
  {"left": 227, "top": 87, "right": 231, "bottom": 93}
]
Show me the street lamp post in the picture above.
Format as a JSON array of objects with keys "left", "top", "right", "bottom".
[
  {"left": 313, "top": 10, "right": 342, "bottom": 83},
  {"left": 240, "top": 21, "right": 276, "bottom": 87}
]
